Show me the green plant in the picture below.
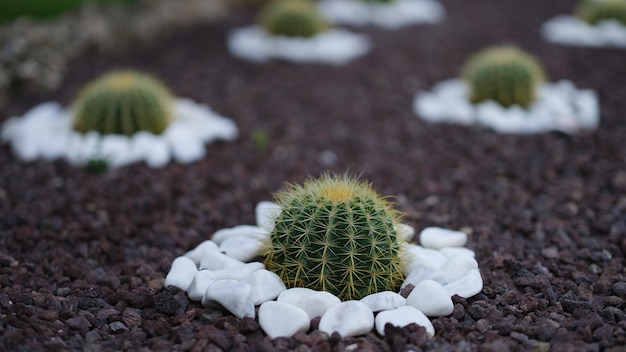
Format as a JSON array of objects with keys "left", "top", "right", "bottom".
[
  {"left": 258, "top": 0, "right": 329, "bottom": 38},
  {"left": 263, "top": 174, "right": 407, "bottom": 301},
  {"left": 361, "top": 0, "right": 396, "bottom": 4},
  {"left": 251, "top": 129, "right": 270, "bottom": 154},
  {"left": 86, "top": 157, "right": 109, "bottom": 173},
  {"left": 461, "top": 46, "right": 546, "bottom": 108},
  {"left": 72, "top": 70, "right": 173, "bottom": 136},
  {"left": 576, "top": 0, "right": 626, "bottom": 25},
  {"left": 0, "top": 0, "right": 136, "bottom": 23}
]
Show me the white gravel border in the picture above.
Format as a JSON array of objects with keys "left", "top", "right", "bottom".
[
  {"left": 1, "top": 99, "right": 239, "bottom": 168},
  {"left": 414, "top": 79, "right": 600, "bottom": 134},
  {"left": 317, "top": 0, "right": 445, "bottom": 29},
  {"left": 542, "top": 15, "right": 626, "bottom": 48},
  {"left": 227, "top": 25, "right": 370, "bottom": 65}
]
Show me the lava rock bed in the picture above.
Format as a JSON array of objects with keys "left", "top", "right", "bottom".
[{"left": 1, "top": 0, "right": 625, "bottom": 351}]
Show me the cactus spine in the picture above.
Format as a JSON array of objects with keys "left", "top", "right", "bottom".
[
  {"left": 72, "top": 70, "right": 173, "bottom": 136},
  {"left": 263, "top": 174, "right": 406, "bottom": 301},
  {"left": 259, "top": 0, "right": 329, "bottom": 38},
  {"left": 576, "top": 0, "right": 626, "bottom": 25},
  {"left": 461, "top": 46, "right": 546, "bottom": 108}
]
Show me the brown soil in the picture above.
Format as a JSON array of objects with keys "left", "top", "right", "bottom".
[{"left": 1, "top": 0, "right": 625, "bottom": 351}]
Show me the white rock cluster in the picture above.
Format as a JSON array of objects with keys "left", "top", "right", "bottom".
[
  {"left": 164, "top": 202, "right": 483, "bottom": 339},
  {"left": 414, "top": 78, "right": 599, "bottom": 134},
  {"left": 542, "top": 15, "right": 626, "bottom": 48},
  {"left": 318, "top": 0, "right": 445, "bottom": 29},
  {"left": 1, "top": 99, "right": 238, "bottom": 168},
  {"left": 227, "top": 26, "right": 370, "bottom": 65}
]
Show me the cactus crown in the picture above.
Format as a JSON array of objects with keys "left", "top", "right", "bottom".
[
  {"left": 461, "top": 46, "right": 546, "bottom": 108},
  {"left": 72, "top": 70, "right": 173, "bottom": 136},
  {"left": 263, "top": 173, "right": 407, "bottom": 301},
  {"left": 576, "top": 0, "right": 626, "bottom": 25},
  {"left": 259, "top": 0, "right": 329, "bottom": 38}
]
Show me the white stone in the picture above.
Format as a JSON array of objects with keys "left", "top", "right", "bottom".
[
  {"left": 319, "top": 301, "right": 374, "bottom": 337},
  {"left": 277, "top": 288, "right": 341, "bottom": 319},
  {"left": 255, "top": 201, "right": 281, "bottom": 232},
  {"left": 164, "top": 256, "right": 198, "bottom": 292},
  {"left": 444, "top": 269, "right": 483, "bottom": 298},
  {"left": 187, "top": 270, "right": 216, "bottom": 302},
  {"left": 419, "top": 227, "right": 467, "bottom": 249},
  {"left": 440, "top": 255, "right": 479, "bottom": 282},
  {"left": 542, "top": 15, "right": 626, "bottom": 48},
  {"left": 375, "top": 306, "right": 434, "bottom": 336},
  {"left": 219, "top": 236, "right": 263, "bottom": 262},
  {"left": 359, "top": 291, "right": 406, "bottom": 312},
  {"left": 211, "top": 262, "right": 265, "bottom": 281},
  {"left": 199, "top": 250, "right": 245, "bottom": 270},
  {"left": 395, "top": 223, "right": 415, "bottom": 241},
  {"left": 404, "top": 244, "right": 448, "bottom": 270},
  {"left": 439, "top": 247, "right": 475, "bottom": 258},
  {"left": 227, "top": 26, "right": 370, "bottom": 65},
  {"left": 1, "top": 99, "right": 238, "bottom": 168},
  {"left": 318, "top": 0, "right": 445, "bottom": 29},
  {"left": 184, "top": 240, "right": 219, "bottom": 265},
  {"left": 211, "top": 225, "right": 267, "bottom": 245},
  {"left": 406, "top": 280, "right": 454, "bottom": 317},
  {"left": 242, "top": 269, "right": 287, "bottom": 305},
  {"left": 414, "top": 79, "right": 600, "bottom": 135},
  {"left": 202, "top": 279, "right": 255, "bottom": 319},
  {"left": 258, "top": 301, "right": 310, "bottom": 339},
  {"left": 401, "top": 264, "right": 448, "bottom": 289}
]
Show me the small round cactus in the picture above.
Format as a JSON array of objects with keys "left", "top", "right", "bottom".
[
  {"left": 576, "top": 0, "right": 626, "bottom": 25},
  {"left": 258, "top": 0, "right": 329, "bottom": 38},
  {"left": 461, "top": 46, "right": 546, "bottom": 108},
  {"left": 263, "top": 174, "right": 407, "bottom": 301},
  {"left": 72, "top": 70, "right": 173, "bottom": 136}
]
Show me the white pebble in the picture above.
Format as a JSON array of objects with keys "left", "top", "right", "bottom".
[
  {"left": 258, "top": 301, "right": 310, "bottom": 339},
  {"left": 440, "top": 255, "right": 479, "bottom": 282},
  {"left": 255, "top": 201, "right": 281, "bottom": 232},
  {"left": 199, "top": 250, "right": 245, "bottom": 270},
  {"left": 187, "top": 270, "right": 216, "bottom": 302},
  {"left": 319, "top": 301, "right": 374, "bottom": 337},
  {"left": 219, "top": 236, "right": 263, "bottom": 262},
  {"left": 277, "top": 288, "right": 341, "bottom": 319},
  {"left": 439, "top": 247, "right": 475, "bottom": 258},
  {"left": 359, "top": 291, "right": 406, "bottom": 312},
  {"left": 444, "top": 269, "right": 483, "bottom": 298},
  {"left": 211, "top": 262, "right": 265, "bottom": 281},
  {"left": 211, "top": 225, "right": 267, "bottom": 245},
  {"left": 202, "top": 279, "right": 255, "bottom": 319},
  {"left": 404, "top": 244, "right": 448, "bottom": 270},
  {"left": 406, "top": 280, "right": 454, "bottom": 317},
  {"left": 419, "top": 227, "right": 467, "bottom": 249},
  {"left": 242, "top": 270, "right": 287, "bottom": 305},
  {"left": 401, "top": 264, "right": 448, "bottom": 289},
  {"left": 184, "top": 240, "right": 219, "bottom": 265},
  {"left": 375, "top": 306, "right": 434, "bottom": 336},
  {"left": 395, "top": 223, "right": 415, "bottom": 241},
  {"left": 164, "top": 256, "right": 198, "bottom": 292}
]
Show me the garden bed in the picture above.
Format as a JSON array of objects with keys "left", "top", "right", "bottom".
[{"left": 0, "top": 0, "right": 625, "bottom": 350}]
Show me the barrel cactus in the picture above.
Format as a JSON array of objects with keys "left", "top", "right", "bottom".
[
  {"left": 259, "top": 0, "right": 329, "bottom": 38},
  {"left": 263, "top": 174, "right": 407, "bottom": 301},
  {"left": 72, "top": 70, "right": 173, "bottom": 136},
  {"left": 576, "top": 0, "right": 626, "bottom": 25},
  {"left": 461, "top": 46, "right": 546, "bottom": 108}
]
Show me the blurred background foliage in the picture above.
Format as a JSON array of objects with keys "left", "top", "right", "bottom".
[{"left": 0, "top": 0, "right": 136, "bottom": 23}]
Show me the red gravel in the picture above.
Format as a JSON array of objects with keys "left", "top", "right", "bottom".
[{"left": 1, "top": 0, "right": 625, "bottom": 351}]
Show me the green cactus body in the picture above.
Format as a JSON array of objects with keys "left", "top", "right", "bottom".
[
  {"left": 263, "top": 174, "right": 406, "bottom": 301},
  {"left": 461, "top": 46, "right": 546, "bottom": 108},
  {"left": 259, "top": 0, "right": 329, "bottom": 38},
  {"left": 576, "top": 0, "right": 626, "bottom": 25},
  {"left": 72, "top": 70, "right": 173, "bottom": 136}
]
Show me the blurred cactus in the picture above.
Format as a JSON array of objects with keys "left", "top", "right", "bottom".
[
  {"left": 259, "top": 0, "right": 329, "bottom": 38},
  {"left": 461, "top": 46, "right": 546, "bottom": 108},
  {"left": 72, "top": 70, "right": 173, "bottom": 136},
  {"left": 576, "top": 0, "right": 626, "bottom": 25},
  {"left": 263, "top": 174, "right": 407, "bottom": 301}
]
